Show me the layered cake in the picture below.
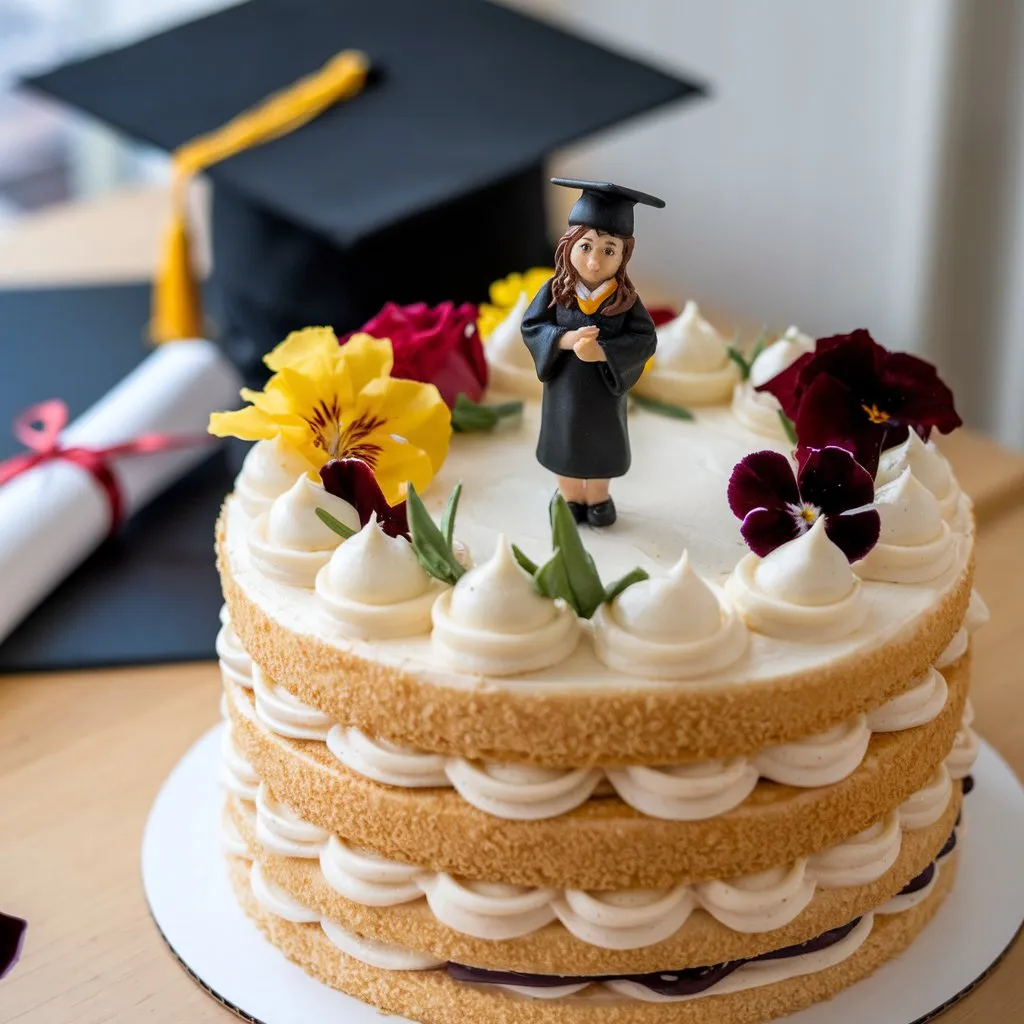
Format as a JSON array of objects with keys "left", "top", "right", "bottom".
[{"left": 210, "top": 285, "right": 983, "bottom": 1023}]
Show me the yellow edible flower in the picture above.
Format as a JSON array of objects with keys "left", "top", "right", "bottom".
[
  {"left": 209, "top": 327, "right": 451, "bottom": 503},
  {"left": 477, "top": 267, "right": 554, "bottom": 340}
]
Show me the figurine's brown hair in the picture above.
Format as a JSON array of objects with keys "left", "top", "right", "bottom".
[{"left": 549, "top": 224, "right": 637, "bottom": 316}]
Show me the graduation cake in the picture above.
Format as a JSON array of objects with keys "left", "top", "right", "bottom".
[{"left": 210, "top": 191, "right": 983, "bottom": 1020}]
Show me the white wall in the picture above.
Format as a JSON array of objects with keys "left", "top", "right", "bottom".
[{"left": 537, "top": 0, "right": 956, "bottom": 358}]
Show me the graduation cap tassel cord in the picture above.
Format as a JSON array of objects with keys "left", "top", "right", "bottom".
[{"left": 150, "top": 48, "right": 371, "bottom": 345}]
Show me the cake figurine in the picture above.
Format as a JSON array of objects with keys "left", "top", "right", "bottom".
[{"left": 521, "top": 178, "right": 664, "bottom": 527}]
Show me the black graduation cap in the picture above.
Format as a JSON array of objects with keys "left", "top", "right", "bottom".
[
  {"left": 24, "top": 0, "right": 705, "bottom": 374},
  {"left": 552, "top": 177, "right": 666, "bottom": 237}
]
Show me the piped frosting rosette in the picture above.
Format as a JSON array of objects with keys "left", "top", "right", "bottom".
[
  {"left": 315, "top": 517, "right": 441, "bottom": 639},
  {"left": 637, "top": 301, "right": 739, "bottom": 405},
  {"left": 731, "top": 327, "right": 815, "bottom": 435},
  {"left": 248, "top": 473, "right": 360, "bottom": 587},
  {"left": 876, "top": 431, "right": 962, "bottom": 521},
  {"left": 727, "top": 518, "right": 868, "bottom": 641},
  {"left": 431, "top": 536, "right": 579, "bottom": 676},
  {"left": 594, "top": 551, "right": 747, "bottom": 679},
  {"left": 234, "top": 436, "right": 316, "bottom": 518},
  {"left": 854, "top": 469, "right": 957, "bottom": 583},
  {"left": 482, "top": 290, "right": 543, "bottom": 398}
]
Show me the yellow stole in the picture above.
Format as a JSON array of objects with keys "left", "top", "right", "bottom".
[
  {"left": 151, "top": 49, "right": 369, "bottom": 344},
  {"left": 575, "top": 279, "right": 617, "bottom": 315}
]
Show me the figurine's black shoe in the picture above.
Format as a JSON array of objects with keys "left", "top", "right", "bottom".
[
  {"left": 587, "top": 498, "right": 617, "bottom": 527},
  {"left": 566, "top": 500, "right": 589, "bottom": 524}
]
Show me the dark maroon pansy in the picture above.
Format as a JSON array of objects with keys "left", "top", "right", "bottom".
[
  {"left": 728, "top": 447, "right": 880, "bottom": 561},
  {"left": 755, "top": 329, "right": 961, "bottom": 475},
  {"left": 319, "top": 458, "right": 409, "bottom": 539},
  {"left": 0, "top": 912, "right": 26, "bottom": 980},
  {"left": 647, "top": 306, "right": 678, "bottom": 328}
]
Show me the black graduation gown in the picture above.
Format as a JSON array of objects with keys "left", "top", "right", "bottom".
[{"left": 521, "top": 280, "right": 656, "bottom": 479}]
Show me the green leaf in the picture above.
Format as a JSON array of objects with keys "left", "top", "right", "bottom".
[
  {"left": 631, "top": 394, "right": 695, "bottom": 421},
  {"left": 406, "top": 482, "right": 465, "bottom": 586},
  {"left": 726, "top": 344, "right": 750, "bottom": 378},
  {"left": 451, "top": 394, "right": 524, "bottom": 433},
  {"left": 533, "top": 548, "right": 576, "bottom": 607},
  {"left": 512, "top": 544, "right": 539, "bottom": 577},
  {"left": 777, "top": 410, "right": 798, "bottom": 445},
  {"left": 726, "top": 327, "right": 773, "bottom": 381},
  {"left": 549, "top": 495, "right": 606, "bottom": 619},
  {"left": 315, "top": 507, "right": 356, "bottom": 540},
  {"left": 440, "top": 481, "right": 462, "bottom": 548},
  {"left": 603, "top": 567, "right": 650, "bottom": 604},
  {"left": 747, "top": 327, "right": 772, "bottom": 369}
]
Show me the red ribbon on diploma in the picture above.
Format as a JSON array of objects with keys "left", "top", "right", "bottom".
[{"left": 0, "top": 399, "right": 213, "bottom": 533}]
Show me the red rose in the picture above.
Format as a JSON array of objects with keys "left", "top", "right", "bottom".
[{"left": 351, "top": 301, "right": 486, "bottom": 407}]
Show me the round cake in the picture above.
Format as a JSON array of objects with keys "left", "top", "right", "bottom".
[{"left": 210, "top": 295, "right": 983, "bottom": 1024}]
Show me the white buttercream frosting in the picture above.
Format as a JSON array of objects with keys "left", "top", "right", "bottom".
[
  {"left": 248, "top": 474, "right": 360, "bottom": 587},
  {"left": 252, "top": 664, "right": 333, "bottom": 741},
  {"left": 898, "top": 765, "right": 953, "bottom": 830},
  {"left": 238, "top": 772, "right": 949, "bottom": 952},
  {"left": 965, "top": 589, "right": 990, "bottom": 633},
  {"left": 753, "top": 717, "right": 871, "bottom": 787},
  {"left": 219, "top": 727, "right": 259, "bottom": 803},
  {"left": 431, "top": 537, "right": 579, "bottom": 676},
  {"left": 594, "top": 553, "right": 748, "bottom": 679},
  {"left": 639, "top": 301, "right": 739, "bottom": 405},
  {"left": 866, "top": 668, "right": 948, "bottom": 732},
  {"left": 250, "top": 861, "right": 320, "bottom": 923},
  {"left": 315, "top": 518, "right": 438, "bottom": 640},
  {"left": 216, "top": 614, "right": 253, "bottom": 689},
  {"left": 726, "top": 518, "right": 866, "bottom": 641},
  {"left": 946, "top": 700, "right": 979, "bottom": 780},
  {"left": 484, "top": 290, "right": 543, "bottom": 398},
  {"left": 876, "top": 432, "right": 960, "bottom": 520},
  {"left": 937, "top": 627, "right": 968, "bottom": 668},
  {"left": 235, "top": 436, "right": 315, "bottom": 518},
  {"left": 221, "top": 809, "right": 252, "bottom": 860},
  {"left": 855, "top": 469, "right": 956, "bottom": 584},
  {"left": 731, "top": 326, "right": 815, "bottom": 436}
]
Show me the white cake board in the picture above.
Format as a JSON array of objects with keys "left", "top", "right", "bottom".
[{"left": 142, "top": 726, "right": 1024, "bottom": 1024}]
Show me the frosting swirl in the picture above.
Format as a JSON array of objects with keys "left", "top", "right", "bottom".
[
  {"left": 444, "top": 760, "right": 602, "bottom": 821},
  {"left": 315, "top": 518, "right": 438, "bottom": 639},
  {"left": 248, "top": 474, "right": 360, "bottom": 587},
  {"left": 806, "top": 812, "right": 902, "bottom": 887},
  {"left": 638, "top": 301, "right": 739, "bottom": 405},
  {"left": 876, "top": 431, "right": 960, "bottom": 520},
  {"left": 945, "top": 700, "right": 979, "bottom": 780},
  {"left": 483, "top": 290, "right": 543, "bottom": 398},
  {"left": 855, "top": 469, "right": 956, "bottom": 583},
  {"left": 252, "top": 664, "right": 333, "bottom": 741},
  {"left": 250, "top": 861, "right": 320, "bottom": 923},
  {"left": 328, "top": 726, "right": 450, "bottom": 787},
  {"left": 235, "top": 436, "right": 315, "bottom": 518},
  {"left": 865, "top": 668, "right": 948, "bottom": 732},
  {"left": 726, "top": 518, "right": 867, "bottom": 641},
  {"left": 731, "top": 327, "right": 816, "bottom": 436},
  {"left": 965, "top": 588, "right": 990, "bottom": 633},
  {"left": 696, "top": 862, "right": 816, "bottom": 933},
  {"left": 753, "top": 716, "right": 871, "bottom": 787},
  {"left": 216, "top": 614, "right": 253, "bottom": 689},
  {"left": 604, "top": 759, "right": 759, "bottom": 821},
  {"left": 431, "top": 537, "right": 579, "bottom": 675},
  {"left": 897, "top": 765, "right": 952, "bottom": 829},
  {"left": 219, "top": 727, "right": 259, "bottom": 802},
  {"left": 595, "top": 553, "right": 748, "bottom": 679},
  {"left": 256, "top": 782, "right": 329, "bottom": 858},
  {"left": 937, "top": 627, "right": 968, "bottom": 668}
]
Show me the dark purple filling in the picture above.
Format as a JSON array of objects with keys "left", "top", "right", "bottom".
[
  {"left": 447, "top": 786, "right": 973, "bottom": 999},
  {"left": 447, "top": 918, "right": 861, "bottom": 997},
  {"left": 896, "top": 862, "right": 936, "bottom": 896},
  {"left": 962, "top": 774, "right": 975, "bottom": 796},
  {"left": 0, "top": 912, "right": 27, "bottom": 980}
]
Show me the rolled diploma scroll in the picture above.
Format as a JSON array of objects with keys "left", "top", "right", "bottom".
[{"left": 0, "top": 339, "right": 242, "bottom": 646}]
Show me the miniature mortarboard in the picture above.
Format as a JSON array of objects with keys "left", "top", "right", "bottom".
[
  {"left": 552, "top": 177, "right": 667, "bottom": 237},
  {"left": 25, "top": 0, "right": 705, "bottom": 373}
]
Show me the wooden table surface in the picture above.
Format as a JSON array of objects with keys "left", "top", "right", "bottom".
[{"left": 1, "top": 186, "right": 1023, "bottom": 1024}]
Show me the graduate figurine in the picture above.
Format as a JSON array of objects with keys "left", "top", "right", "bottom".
[{"left": 522, "top": 178, "right": 664, "bottom": 527}]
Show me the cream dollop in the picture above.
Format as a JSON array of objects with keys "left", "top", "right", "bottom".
[
  {"left": 604, "top": 760, "right": 760, "bottom": 821},
  {"left": 248, "top": 474, "right": 360, "bottom": 586},
  {"left": 431, "top": 537, "right": 579, "bottom": 675},
  {"left": 898, "top": 765, "right": 953, "bottom": 830},
  {"left": 865, "top": 668, "right": 948, "bottom": 732},
  {"left": 594, "top": 552, "right": 747, "bottom": 679},
  {"left": 731, "top": 326, "right": 815, "bottom": 435},
  {"left": 637, "top": 301, "right": 738, "bottom": 405},
  {"left": 252, "top": 664, "right": 333, "bottom": 741},
  {"left": 753, "top": 717, "right": 871, "bottom": 787},
  {"left": 315, "top": 518, "right": 437, "bottom": 639},
  {"left": 965, "top": 589, "right": 990, "bottom": 633},
  {"left": 484, "top": 290, "right": 543, "bottom": 398},
  {"left": 855, "top": 469, "right": 956, "bottom": 583},
  {"left": 216, "top": 616, "right": 253, "bottom": 689},
  {"left": 234, "top": 436, "right": 315, "bottom": 518},
  {"left": 219, "top": 727, "right": 259, "bottom": 802},
  {"left": 876, "top": 431, "right": 959, "bottom": 519},
  {"left": 727, "top": 518, "right": 866, "bottom": 641},
  {"left": 946, "top": 700, "right": 979, "bottom": 780}
]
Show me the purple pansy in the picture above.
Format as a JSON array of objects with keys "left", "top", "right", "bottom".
[
  {"left": 728, "top": 447, "right": 880, "bottom": 561},
  {"left": 319, "top": 458, "right": 410, "bottom": 539},
  {"left": 755, "top": 330, "right": 961, "bottom": 475}
]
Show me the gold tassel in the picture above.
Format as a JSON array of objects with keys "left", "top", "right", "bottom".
[{"left": 150, "top": 49, "right": 370, "bottom": 345}]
